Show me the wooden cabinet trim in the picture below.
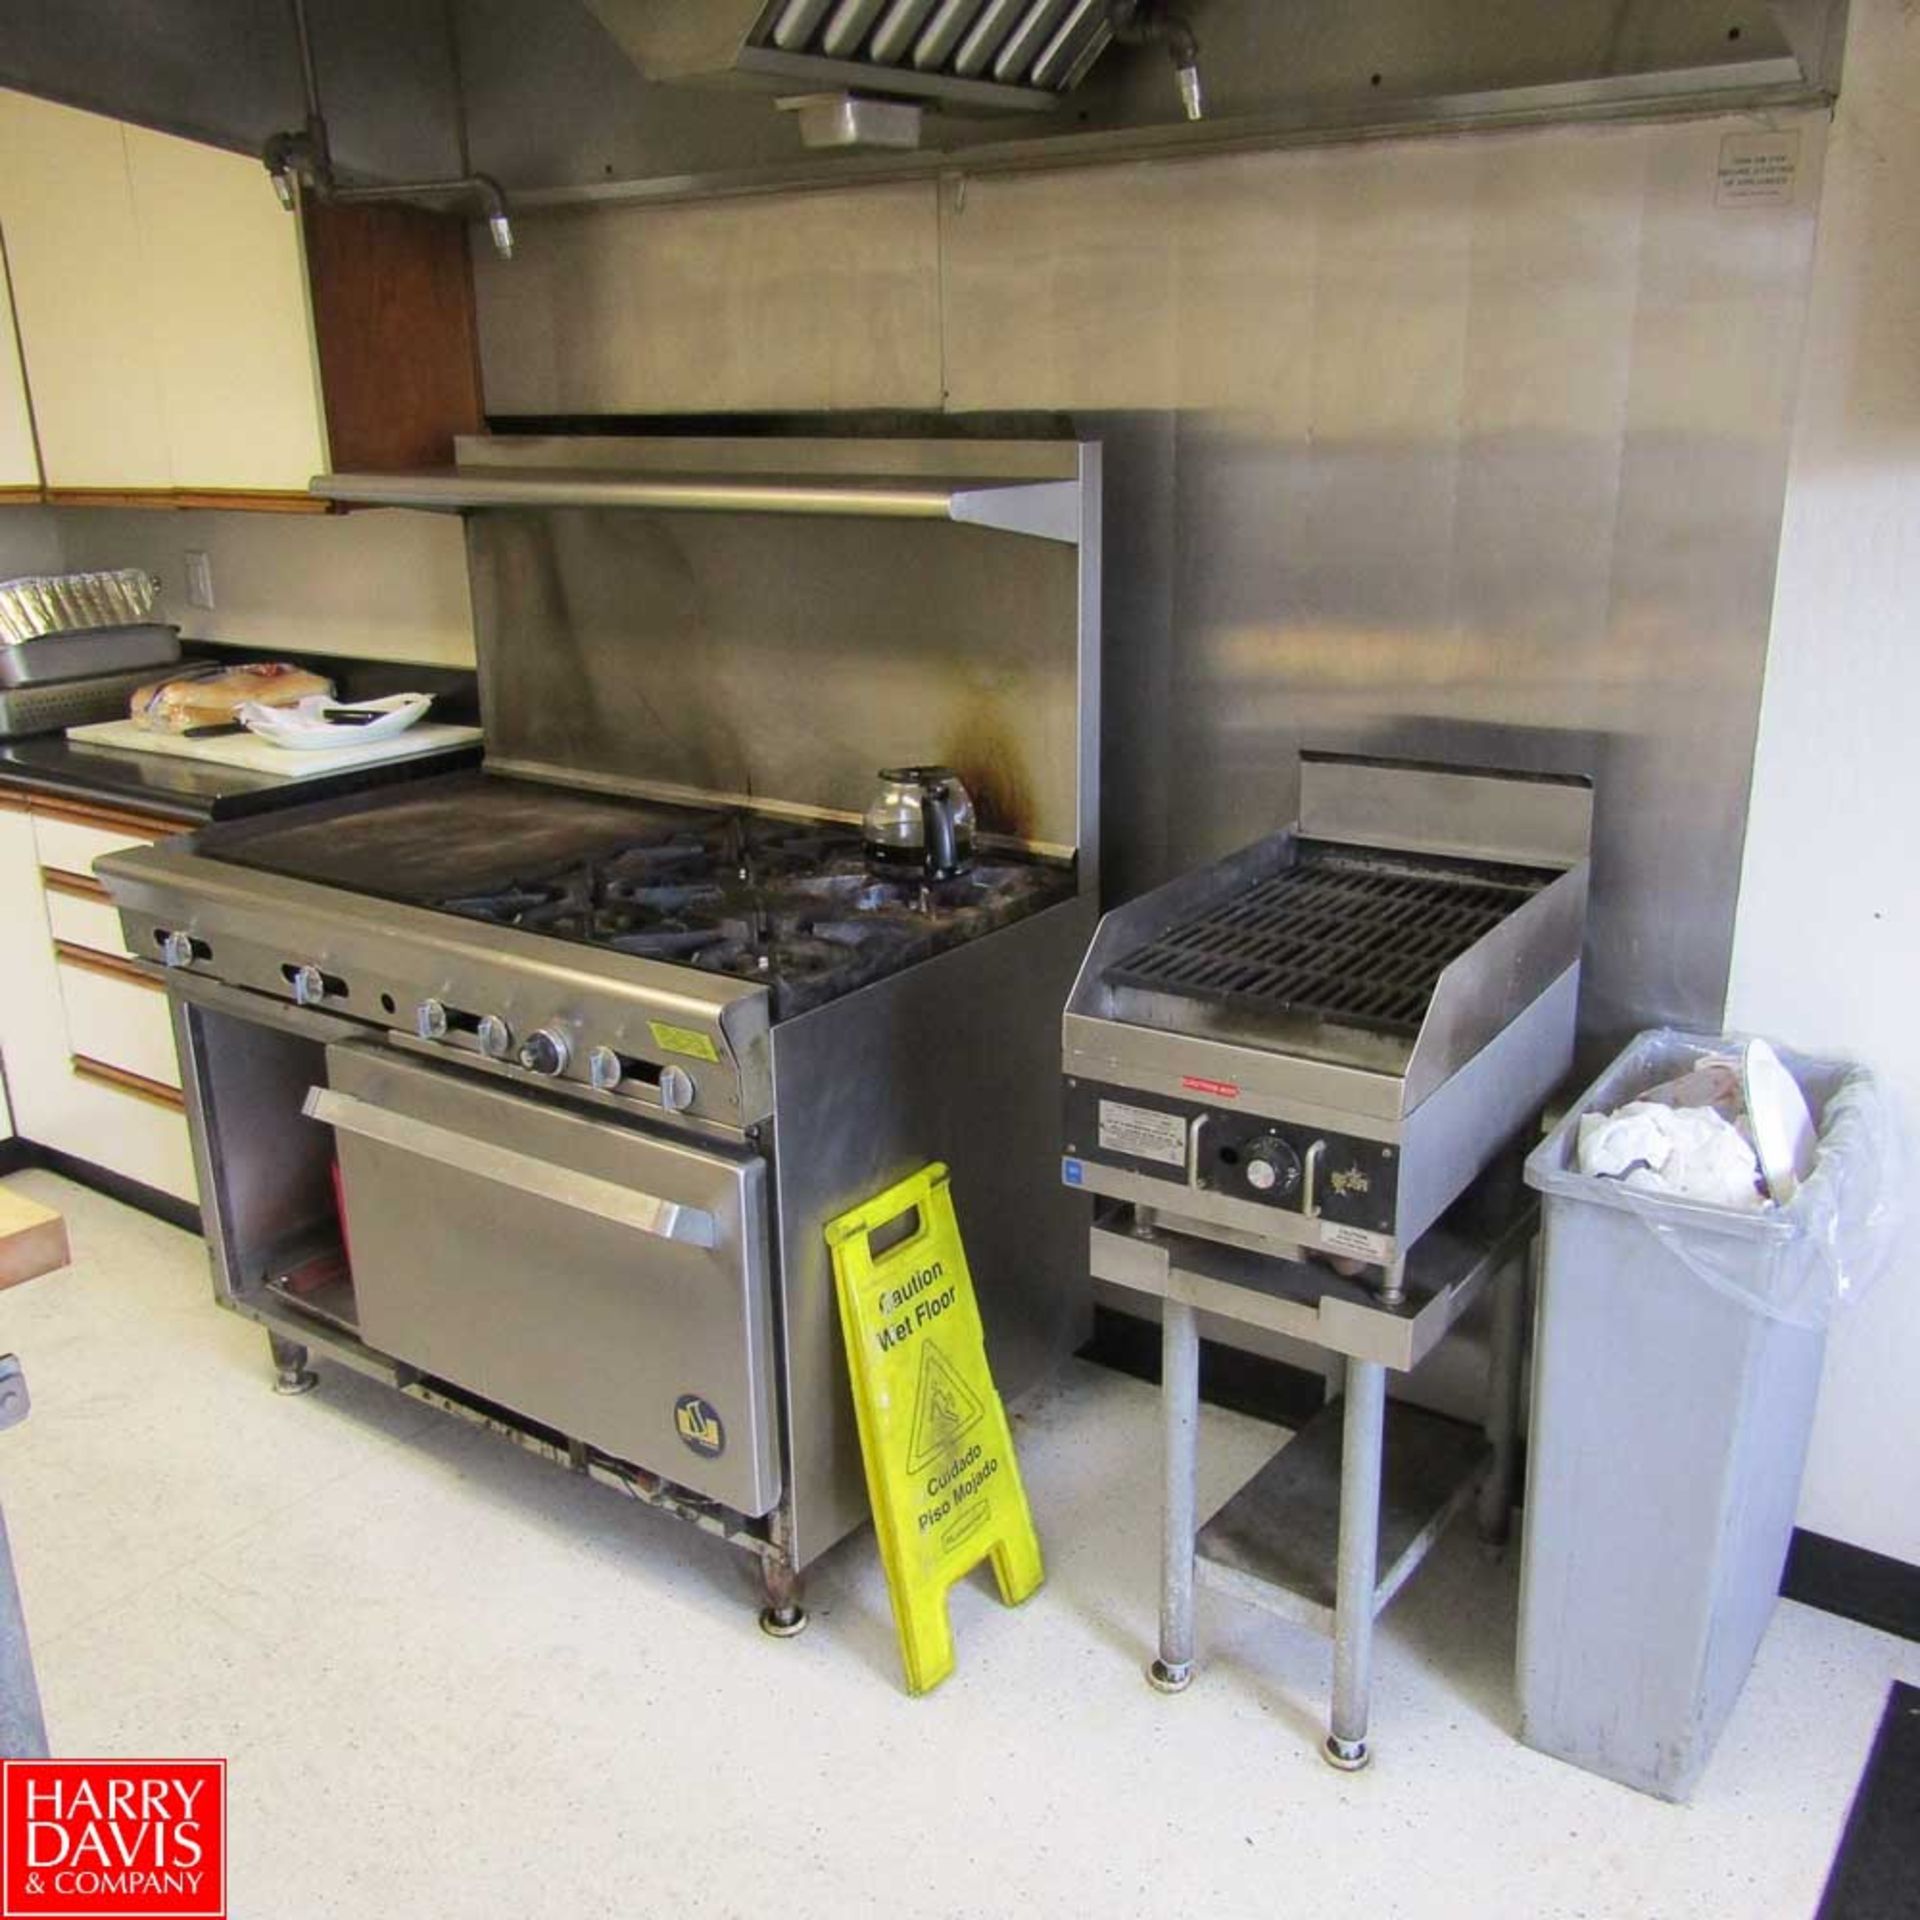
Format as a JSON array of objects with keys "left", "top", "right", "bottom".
[
  {"left": 44, "top": 486, "right": 333, "bottom": 514},
  {"left": 303, "top": 199, "right": 483, "bottom": 472},
  {"left": 41, "top": 867, "right": 113, "bottom": 902},
  {"left": 71, "top": 1054, "right": 185, "bottom": 1112},
  {"left": 28, "top": 794, "right": 179, "bottom": 839},
  {"left": 54, "top": 938, "right": 163, "bottom": 991}
]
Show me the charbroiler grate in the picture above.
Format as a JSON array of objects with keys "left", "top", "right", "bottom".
[{"left": 1103, "top": 850, "right": 1548, "bottom": 1037}]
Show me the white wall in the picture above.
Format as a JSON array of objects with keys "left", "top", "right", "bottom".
[
  {"left": 54, "top": 506, "right": 474, "bottom": 668},
  {"left": 0, "top": 503, "right": 63, "bottom": 577},
  {"left": 1727, "top": 0, "right": 1920, "bottom": 1565}
]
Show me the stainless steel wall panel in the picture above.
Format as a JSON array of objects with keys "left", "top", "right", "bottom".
[
  {"left": 474, "top": 183, "right": 945, "bottom": 416},
  {"left": 934, "top": 111, "right": 1824, "bottom": 1052},
  {"left": 470, "top": 107, "right": 1823, "bottom": 1056}
]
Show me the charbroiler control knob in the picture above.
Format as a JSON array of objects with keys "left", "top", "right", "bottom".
[
  {"left": 588, "top": 1046, "right": 623, "bottom": 1092},
  {"left": 158, "top": 930, "right": 195, "bottom": 969},
  {"left": 290, "top": 964, "right": 327, "bottom": 1007},
  {"left": 416, "top": 999, "right": 450, "bottom": 1040},
  {"left": 659, "top": 1065, "right": 696, "bottom": 1113},
  {"left": 1244, "top": 1135, "right": 1302, "bottom": 1199},
  {"left": 518, "top": 1028, "right": 572, "bottom": 1078},
  {"left": 477, "top": 1014, "right": 514, "bottom": 1061}
]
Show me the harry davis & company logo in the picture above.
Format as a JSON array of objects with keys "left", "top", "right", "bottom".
[
  {"left": 2, "top": 1759, "right": 226, "bottom": 1918},
  {"left": 673, "top": 1394, "right": 725, "bottom": 1458}
]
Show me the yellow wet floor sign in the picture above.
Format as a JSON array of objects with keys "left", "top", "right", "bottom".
[{"left": 827, "top": 1162, "right": 1043, "bottom": 1694}]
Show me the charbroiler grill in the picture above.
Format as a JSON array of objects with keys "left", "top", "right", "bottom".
[
  {"left": 1064, "top": 752, "right": 1593, "bottom": 1288},
  {"left": 99, "top": 432, "right": 1101, "bottom": 1633},
  {"left": 1061, "top": 751, "right": 1592, "bottom": 1768}
]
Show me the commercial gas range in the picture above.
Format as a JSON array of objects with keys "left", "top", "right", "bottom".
[{"left": 98, "top": 432, "right": 1102, "bottom": 1627}]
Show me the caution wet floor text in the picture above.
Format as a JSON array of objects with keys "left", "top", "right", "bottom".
[{"left": 827, "top": 1163, "right": 1042, "bottom": 1694}]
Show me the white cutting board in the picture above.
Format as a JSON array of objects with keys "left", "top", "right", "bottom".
[{"left": 66, "top": 716, "right": 483, "bottom": 777}]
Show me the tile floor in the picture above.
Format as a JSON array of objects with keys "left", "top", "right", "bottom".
[{"left": 1, "top": 1168, "right": 1913, "bottom": 1919}]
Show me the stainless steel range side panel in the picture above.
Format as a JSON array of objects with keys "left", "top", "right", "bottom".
[
  {"left": 318, "top": 1042, "right": 780, "bottom": 1517},
  {"left": 768, "top": 892, "right": 1096, "bottom": 1569}
]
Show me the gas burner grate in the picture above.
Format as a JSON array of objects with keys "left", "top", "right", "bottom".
[
  {"left": 1104, "top": 855, "right": 1541, "bottom": 1037},
  {"left": 421, "top": 806, "right": 1075, "bottom": 1018}
]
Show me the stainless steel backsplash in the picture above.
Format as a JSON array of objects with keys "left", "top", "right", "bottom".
[{"left": 474, "top": 108, "right": 1828, "bottom": 1057}]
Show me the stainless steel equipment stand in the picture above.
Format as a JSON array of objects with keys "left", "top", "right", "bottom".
[
  {"left": 1094, "top": 1192, "right": 1535, "bottom": 1770},
  {"left": 0, "top": 1357, "right": 49, "bottom": 1759}
]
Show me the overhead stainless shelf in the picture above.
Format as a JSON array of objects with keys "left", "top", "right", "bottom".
[{"left": 310, "top": 466, "right": 1083, "bottom": 543}]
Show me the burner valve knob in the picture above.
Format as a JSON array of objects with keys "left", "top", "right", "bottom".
[
  {"left": 290, "top": 964, "right": 328, "bottom": 1007},
  {"left": 588, "top": 1046, "right": 623, "bottom": 1092},
  {"left": 477, "top": 1014, "right": 514, "bottom": 1061},
  {"left": 659, "top": 1065, "right": 696, "bottom": 1113},
  {"left": 416, "top": 999, "right": 450, "bottom": 1041},
  {"left": 518, "top": 1027, "right": 572, "bottom": 1078},
  {"left": 1244, "top": 1135, "right": 1302, "bottom": 1200}
]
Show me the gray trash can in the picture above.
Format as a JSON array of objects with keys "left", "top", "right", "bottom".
[{"left": 1517, "top": 1029, "right": 1884, "bottom": 1802}]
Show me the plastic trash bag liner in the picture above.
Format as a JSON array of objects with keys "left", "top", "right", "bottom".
[{"left": 1526, "top": 1029, "right": 1901, "bottom": 1330}]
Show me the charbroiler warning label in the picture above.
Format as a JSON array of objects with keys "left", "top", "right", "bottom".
[{"left": 1097, "top": 1098, "right": 1187, "bottom": 1167}]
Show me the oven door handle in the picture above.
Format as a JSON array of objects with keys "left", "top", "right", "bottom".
[{"left": 303, "top": 1087, "right": 719, "bottom": 1249}]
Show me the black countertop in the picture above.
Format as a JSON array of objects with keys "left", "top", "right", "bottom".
[
  {"left": 0, "top": 648, "right": 482, "bottom": 824},
  {"left": 0, "top": 731, "right": 485, "bottom": 823}
]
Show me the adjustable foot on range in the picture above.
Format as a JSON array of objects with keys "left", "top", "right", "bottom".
[
  {"left": 267, "top": 1334, "right": 317, "bottom": 1397},
  {"left": 1147, "top": 1657, "right": 1193, "bottom": 1694},
  {"left": 1323, "top": 1734, "right": 1370, "bottom": 1772},
  {"left": 757, "top": 1556, "right": 808, "bottom": 1638}
]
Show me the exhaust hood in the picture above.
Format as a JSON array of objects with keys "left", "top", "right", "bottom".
[
  {"left": 577, "top": 0, "right": 1122, "bottom": 116},
  {"left": 505, "top": 0, "right": 1846, "bottom": 201}
]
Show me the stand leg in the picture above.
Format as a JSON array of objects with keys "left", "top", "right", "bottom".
[
  {"left": 1477, "top": 1243, "right": 1530, "bottom": 1550},
  {"left": 1149, "top": 1297, "right": 1200, "bottom": 1694},
  {"left": 1326, "top": 1356, "right": 1387, "bottom": 1770},
  {"left": 268, "top": 1332, "right": 317, "bottom": 1396}
]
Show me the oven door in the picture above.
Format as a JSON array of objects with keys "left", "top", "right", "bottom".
[{"left": 309, "top": 1042, "right": 779, "bottom": 1516}]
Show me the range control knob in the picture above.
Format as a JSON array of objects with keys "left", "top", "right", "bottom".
[
  {"left": 416, "top": 999, "right": 451, "bottom": 1041},
  {"left": 158, "top": 930, "right": 196, "bottom": 969},
  {"left": 1243, "top": 1135, "right": 1302, "bottom": 1200},
  {"left": 290, "top": 964, "right": 328, "bottom": 1007},
  {"left": 588, "top": 1046, "right": 623, "bottom": 1092},
  {"left": 518, "top": 1027, "right": 572, "bottom": 1078},
  {"left": 476, "top": 1014, "right": 514, "bottom": 1061},
  {"left": 659, "top": 1065, "right": 696, "bottom": 1113}
]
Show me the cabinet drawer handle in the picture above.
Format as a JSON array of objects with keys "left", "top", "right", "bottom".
[
  {"left": 303, "top": 1087, "right": 719, "bottom": 1249},
  {"left": 53, "top": 941, "right": 161, "bottom": 990},
  {"left": 72, "top": 1055, "right": 185, "bottom": 1112}
]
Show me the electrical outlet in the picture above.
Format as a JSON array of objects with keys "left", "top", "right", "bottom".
[{"left": 184, "top": 550, "right": 215, "bottom": 611}]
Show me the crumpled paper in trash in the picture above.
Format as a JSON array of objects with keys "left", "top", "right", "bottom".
[{"left": 1575, "top": 1099, "right": 1768, "bottom": 1211}]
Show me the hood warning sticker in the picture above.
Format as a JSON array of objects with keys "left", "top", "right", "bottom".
[{"left": 1098, "top": 1098, "right": 1188, "bottom": 1167}]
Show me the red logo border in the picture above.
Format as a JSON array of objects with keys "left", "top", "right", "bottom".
[{"left": 1, "top": 1760, "right": 226, "bottom": 1920}]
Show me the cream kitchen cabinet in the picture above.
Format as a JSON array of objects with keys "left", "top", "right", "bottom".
[
  {"left": 126, "top": 122, "right": 330, "bottom": 496},
  {"left": 0, "top": 228, "right": 39, "bottom": 495},
  {"left": 0, "top": 787, "right": 197, "bottom": 1205},
  {"left": 0, "top": 87, "right": 480, "bottom": 506},
  {"left": 0, "top": 90, "right": 173, "bottom": 492}
]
